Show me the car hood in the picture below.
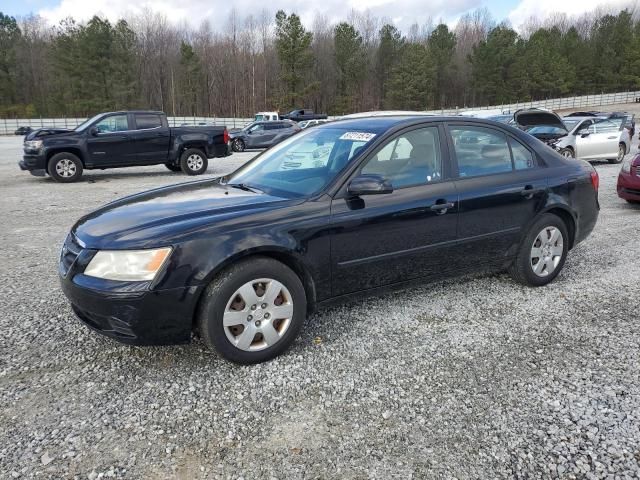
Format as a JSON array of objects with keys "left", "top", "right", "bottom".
[
  {"left": 25, "top": 128, "right": 74, "bottom": 140},
  {"left": 514, "top": 109, "right": 566, "bottom": 130},
  {"left": 73, "top": 179, "right": 300, "bottom": 249}
]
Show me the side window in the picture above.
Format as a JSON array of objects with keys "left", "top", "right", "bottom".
[
  {"left": 94, "top": 114, "right": 129, "bottom": 133},
  {"left": 509, "top": 138, "right": 535, "bottom": 170},
  {"left": 361, "top": 127, "right": 442, "bottom": 188},
  {"left": 594, "top": 119, "right": 620, "bottom": 133},
  {"left": 248, "top": 124, "right": 264, "bottom": 133},
  {"left": 450, "top": 127, "right": 512, "bottom": 177},
  {"left": 135, "top": 114, "right": 162, "bottom": 130}
]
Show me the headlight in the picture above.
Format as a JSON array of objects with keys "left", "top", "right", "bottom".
[
  {"left": 621, "top": 158, "right": 632, "bottom": 173},
  {"left": 24, "top": 140, "right": 43, "bottom": 150},
  {"left": 84, "top": 248, "right": 172, "bottom": 281}
]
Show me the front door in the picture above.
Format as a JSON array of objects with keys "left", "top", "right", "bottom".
[
  {"left": 330, "top": 125, "right": 459, "bottom": 296},
  {"left": 576, "top": 119, "right": 620, "bottom": 159},
  {"left": 447, "top": 124, "right": 548, "bottom": 271},
  {"left": 86, "top": 114, "right": 134, "bottom": 166}
]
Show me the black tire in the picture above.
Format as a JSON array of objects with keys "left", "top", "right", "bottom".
[
  {"left": 608, "top": 144, "right": 625, "bottom": 164},
  {"left": 232, "top": 138, "right": 245, "bottom": 152},
  {"left": 165, "top": 163, "right": 181, "bottom": 172},
  {"left": 48, "top": 152, "right": 83, "bottom": 183},
  {"left": 197, "top": 256, "right": 307, "bottom": 364},
  {"left": 180, "top": 148, "right": 208, "bottom": 175},
  {"left": 508, "top": 213, "right": 569, "bottom": 287},
  {"left": 558, "top": 148, "right": 575, "bottom": 159}
]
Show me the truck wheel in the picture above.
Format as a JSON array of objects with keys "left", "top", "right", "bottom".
[
  {"left": 48, "top": 152, "right": 83, "bottom": 183},
  {"left": 232, "top": 138, "right": 245, "bottom": 152},
  {"left": 180, "top": 148, "right": 208, "bottom": 175},
  {"left": 165, "top": 163, "right": 181, "bottom": 172}
]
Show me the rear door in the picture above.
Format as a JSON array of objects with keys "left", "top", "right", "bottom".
[
  {"left": 329, "top": 124, "right": 460, "bottom": 295},
  {"left": 447, "top": 123, "right": 548, "bottom": 272},
  {"left": 86, "top": 113, "right": 134, "bottom": 166},
  {"left": 131, "top": 113, "right": 171, "bottom": 164}
]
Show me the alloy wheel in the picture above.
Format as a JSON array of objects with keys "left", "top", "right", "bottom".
[
  {"left": 186, "top": 154, "right": 204, "bottom": 171},
  {"left": 234, "top": 139, "right": 245, "bottom": 152},
  {"left": 618, "top": 145, "right": 625, "bottom": 162},
  {"left": 223, "top": 278, "right": 294, "bottom": 351},
  {"left": 530, "top": 226, "right": 564, "bottom": 277},
  {"left": 55, "top": 158, "right": 77, "bottom": 178}
]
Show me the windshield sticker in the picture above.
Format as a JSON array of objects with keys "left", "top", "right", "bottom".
[{"left": 339, "top": 132, "right": 376, "bottom": 142}]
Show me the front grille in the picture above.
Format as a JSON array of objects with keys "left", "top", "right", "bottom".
[
  {"left": 635, "top": 166, "right": 640, "bottom": 177},
  {"left": 60, "top": 233, "right": 83, "bottom": 276}
]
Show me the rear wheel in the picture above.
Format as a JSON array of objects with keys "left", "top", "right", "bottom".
[
  {"left": 559, "top": 148, "right": 575, "bottom": 159},
  {"left": 180, "top": 148, "right": 208, "bottom": 175},
  {"left": 609, "top": 144, "right": 625, "bottom": 164},
  {"left": 197, "top": 257, "right": 306, "bottom": 364},
  {"left": 232, "top": 138, "right": 245, "bottom": 152},
  {"left": 48, "top": 152, "right": 83, "bottom": 183},
  {"left": 508, "top": 214, "right": 569, "bottom": 287}
]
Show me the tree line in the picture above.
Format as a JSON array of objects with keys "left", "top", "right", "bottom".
[{"left": 1, "top": 7, "right": 639, "bottom": 119}]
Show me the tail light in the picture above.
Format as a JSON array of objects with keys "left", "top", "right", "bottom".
[
  {"left": 590, "top": 170, "right": 599, "bottom": 191},
  {"left": 223, "top": 128, "right": 229, "bottom": 144}
]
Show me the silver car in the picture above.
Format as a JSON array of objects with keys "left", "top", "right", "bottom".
[
  {"left": 515, "top": 109, "right": 629, "bottom": 164},
  {"left": 556, "top": 116, "right": 630, "bottom": 163}
]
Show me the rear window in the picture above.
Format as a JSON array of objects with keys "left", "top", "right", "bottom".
[{"left": 135, "top": 114, "right": 163, "bottom": 129}]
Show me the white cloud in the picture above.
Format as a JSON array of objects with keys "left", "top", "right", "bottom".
[
  {"left": 37, "top": 0, "right": 480, "bottom": 32},
  {"left": 507, "top": 0, "right": 634, "bottom": 30}
]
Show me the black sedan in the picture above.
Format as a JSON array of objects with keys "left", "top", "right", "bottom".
[
  {"left": 15, "top": 126, "right": 32, "bottom": 136},
  {"left": 229, "top": 120, "right": 300, "bottom": 152},
  {"left": 59, "top": 116, "right": 600, "bottom": 364}
]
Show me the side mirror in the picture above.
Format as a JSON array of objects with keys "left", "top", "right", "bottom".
[
  {"left": 347, "top": 174, "right": 393, "bottom": 196},
  {"left": 577, "top": 129, "right": 590, "bottom": 137},
  {"left": 89, "top": 126, "right": 99, "bottom": 136}
]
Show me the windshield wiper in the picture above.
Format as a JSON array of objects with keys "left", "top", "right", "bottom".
[{"left": 227, "top": 183, "right": 263, "bottom": 194}]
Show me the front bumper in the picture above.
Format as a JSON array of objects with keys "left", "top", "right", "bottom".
[
  {"left": 20, "top": 151, "right": 47, "bottom": 176},
  {"left": 58, "top": 235, "right": 201, "bottom": 345},
  {"left": 617, "top": 171, "right": 640, "bottom": 202}
]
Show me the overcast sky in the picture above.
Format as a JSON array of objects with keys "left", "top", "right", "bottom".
[{"left": 0, "top": 0, "right": 634, "bottom": 32}]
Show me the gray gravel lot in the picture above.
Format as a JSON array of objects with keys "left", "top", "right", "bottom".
[{"left": 0, "top": 134, "right": 639, "bottom": 479}]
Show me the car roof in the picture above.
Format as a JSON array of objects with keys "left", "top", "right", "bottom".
[{"left": 318, "top": 115, "right": 517, "bottom": 134}]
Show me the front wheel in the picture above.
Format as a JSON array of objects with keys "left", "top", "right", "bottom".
[
  {"left": 558, "top": 148, "right": 575, "bottom": 159},
  {"left": 232, "top": 138, "right": 245, "bottom": 152},
  {"left": 609, "top": 144, "right": 625, "bottom": 164},
  {"left": 48, "top": 152, "right": 83, "bottom": 183},
  {"left": 508, "top": 214, "right": 569, "bottom": 287},
  {"left": 197, "top": 257, "right": 307, "bottom": 364},
  {"left": 180, "top": 148, "right": 208, "bottom": 175}
]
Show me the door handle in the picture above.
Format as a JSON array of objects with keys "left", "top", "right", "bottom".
[
  {"left": 429, "top": 201, "right": 455, "bottom": 215},
  {"left": 520, "top": 185, "right": 544, "bottom": 198}
]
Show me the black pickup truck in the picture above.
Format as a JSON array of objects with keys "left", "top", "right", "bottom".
[
  {"left": 279, "top": 109, "right": 328, "bottom": 122},
  {"left": 19, "top": 111, "right": 230, "bottom": 182}
]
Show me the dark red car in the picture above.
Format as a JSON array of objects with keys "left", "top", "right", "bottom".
[{"left": 618, "top": 154, "right": 640, "bottom": 203}]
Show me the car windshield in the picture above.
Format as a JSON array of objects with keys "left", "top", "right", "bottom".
[
  {"left": 222, "top": 127, "right": 377, "bottom": 198},
  {"left": 74, "top": 114, "right": 103, "bottom": 132},
  {"left": 527, "top": 126, "right": 567, "bottom": 135},
  {"left": 563, "top": 119, "right": 580, "bottom": 131}
]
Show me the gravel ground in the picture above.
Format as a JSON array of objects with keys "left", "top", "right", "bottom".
[{"left": 0, "top": 134, "right": 639, "bottom": 480}]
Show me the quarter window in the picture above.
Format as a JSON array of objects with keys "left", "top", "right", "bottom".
[
  {"left": 450, "top": 127, "right": 512, "bottom": 177},
  {"left": 94, "top": 115, "right": 129, "bottom": 133},
  {"left": 361, "top": 127, "right": 442, "bottom": 188},
  {"left": 509, "top": 138, "right": 535, "bottom": 170}
]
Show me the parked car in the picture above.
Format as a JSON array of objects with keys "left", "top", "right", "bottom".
[
  {"left": 59, "top": 115, "right": 599, "bottom": 364},
  {"left": 229, "top": 120, "right": 300, "bottom": 152},
  {"left": 617, "top": 154, "right": 640, "bottom": 204},
  {"left": 299, "top": 119, "right": 331, "bottom": 129},
  {"left": 279, "top": 109, "right": 328, "bottom": 122},
  {"left": 514, "top": 109, "right": 629, "bottom": 163},
  {"left": 14, "top": 126, "right": 33, "bottom": 136},
  {"left": 565, "top": 111, "right": 600, "bottom": 117},
  {"left": 19, "top": 111, "right": 230, "bottom": 182},
  {"left": 254, "top": 112, "right": 279, "bottom": 122}
]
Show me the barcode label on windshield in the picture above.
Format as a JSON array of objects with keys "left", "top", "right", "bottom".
[{"left": 339, "top": 132, "right": 376, "bottom": 142}]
